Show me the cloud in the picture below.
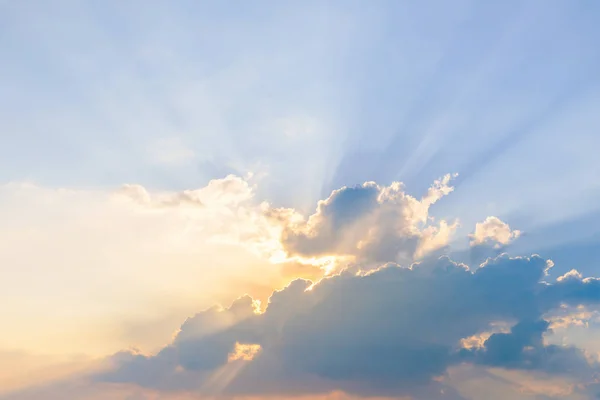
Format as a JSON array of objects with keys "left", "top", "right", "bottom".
[
  {"left": 114, "top": 174, "right": 257, "bottom": 210},
  {"left": 91, "top": 253, "right": 600, "bottom": 398},
  {"left": 445, "top": 365, "right": 593, "bottom": 400},
  {"left": 2, "top": 173, "right": 467, "bottom": 360},
  {"left": 274, "top": 174, "right": 459, "bottom": 268},
  {"left": 115, "top": 184, "right": 204, "bottom": 208},
  {"left": 469, "top": 216, "right": 521, "bottom": 248},
  {"left": 461, "top": 319, "right": 593, "bottom": 376},
  {"left": 4, "top": 173, "right": 599, "bottom": 399}
]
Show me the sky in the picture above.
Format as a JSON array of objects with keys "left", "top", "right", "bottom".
[{"left": 1, "top": 0, "right": 600, "bottom": 399}]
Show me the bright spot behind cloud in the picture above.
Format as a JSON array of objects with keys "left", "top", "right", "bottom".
[{"left": 228, "top": 343, "right": 261, "bottom": 362}]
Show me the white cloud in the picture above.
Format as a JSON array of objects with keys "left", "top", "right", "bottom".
[{"left": 469, "top": 216, "right": 521, "bottom": 248}]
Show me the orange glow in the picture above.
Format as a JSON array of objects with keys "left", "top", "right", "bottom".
[{"left": 228, "top": 342, "right": 261, "bottom": 362}]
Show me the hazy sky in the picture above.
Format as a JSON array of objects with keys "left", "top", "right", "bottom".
[{"left": 1, "top": 1, "right": 600, "bottom": 399}]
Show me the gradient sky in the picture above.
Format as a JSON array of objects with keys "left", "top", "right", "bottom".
[{"left": 2, "top": 1, "right": 600, "bottom": 399}]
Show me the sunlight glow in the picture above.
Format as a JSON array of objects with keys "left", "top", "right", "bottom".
[{"left": 228, "top": 342, "right": 262, "bottom": 362}]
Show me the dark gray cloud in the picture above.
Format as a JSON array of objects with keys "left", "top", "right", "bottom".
[
  {"left": 97, "top": 254, "right": 600, "bottom": 398},
  {"left": 461, "top": 319, "right": 594, "bottom": 377}
]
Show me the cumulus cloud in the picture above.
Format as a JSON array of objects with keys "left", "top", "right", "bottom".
[
  {"left": 5, "top": 173, "right": 600, "bottom": 399},
  {"left": 91, "top": 254, "right": 600, "bottom": 399},
  {"left": 112, "top": 173, "right": 465, "bottom": 275},
  {"left": 469, "top": 216, "right": 521, "bottom": 248},
  {"left": 3, "top": 173, "right": 466, "bottom": 360},
  {"left": 461, "top": 319, "right": 593, "bottom": 377},
  {"left": 273, "top": 174, "right": 459, "bottom": 268}
]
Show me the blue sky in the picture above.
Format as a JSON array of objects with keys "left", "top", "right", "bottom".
[
  {"left": 3, "top": 1, "right": 600, "bottom": 239},
  {"left": 1, "top": 1, "right": 600, "bottom": 399}
]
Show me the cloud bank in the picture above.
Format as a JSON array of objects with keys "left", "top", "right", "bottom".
[
  {"left": 91, "top": 254, "right": 600, "bottom": 399},
  {"left": 3, "top": 173, "right": 600, "bottom": 400}
]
